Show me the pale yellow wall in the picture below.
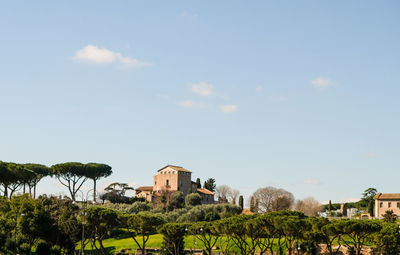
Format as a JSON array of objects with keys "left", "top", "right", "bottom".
[
  {"left": 137, "top": 191, "right": 152, "bottom": 202},
  {"left": 375, "top": 199, "right": 400, "bottom": 218}
]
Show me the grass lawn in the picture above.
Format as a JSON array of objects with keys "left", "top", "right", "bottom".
[
  {"left": 77, "top": 234, "right": 209, "bottom": 253},
  {"left": 77, "top": 234, "right": 367, "bottom": 254}
]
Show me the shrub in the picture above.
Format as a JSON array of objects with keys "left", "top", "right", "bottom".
[
  {"left": 185, "top": 193, "right": 202, "bottom": 207},
  {"left": 101, "top": 201, "right": 151, "bottom": 214},
  {"left": 35, "top": 239, "right": 52, "bottom": 255}
]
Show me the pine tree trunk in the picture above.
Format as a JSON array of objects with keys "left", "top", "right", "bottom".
[{"left": 93, "top": 179, "right": 97, "bottom": 202}]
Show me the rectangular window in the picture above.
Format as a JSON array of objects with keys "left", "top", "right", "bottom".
[
  {"left": 397, "top": 202, "right": 400, "bottom": 208},
  {"left": 388, "top": 202, "right": 392, "bottom": 208},
  {"left": 380, "top": 202, "right": 383, "bottom": 208}
]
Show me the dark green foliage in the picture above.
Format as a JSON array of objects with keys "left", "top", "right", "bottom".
[
  {"left": 85, "top": 163, "right": 112, "bottom": 202},
  {"left": 375, "top": 223, "right": 400, "bottom": 254},
  {"left": 216, "top": 214, "right": 258, "bottom": 255},
  {"left": 0, "top": 161, "right": 40, "bottom": 198},
  {"left": 238, "top": 195, "right": 244, "bottom": 210},
  {"left": 172, "top": 204, "right": 241, "bottom": 223},
  {"left": 195, "top": 178, "right": 201, "bottom": 189},
  {"left": 130, "top": 196, "right": 146, "bottom": 203},
  {"left": 100, "top": 191, "right": 131, "bottom": 204},
  {"left": 22, "top": 163, "right": 51, "bottom": 198},
  {"left": 270, "top": 211, "right": 309, "bottom": 255},
  {"left": 38, "top": 195, "right": 81, "bottom": 254},
  {"left": 35, "top": 239, "right": 52, "bottom": 255},
  {"left": 189, "top": 221, "right": 219, "bottom": 255},
  {"left": 124, "top": 213, "right": 164, "bottom": 254},
  {"left": 337, "top": 219, "right": 382, "bottom": 255},
  {"left": 101, "top": 201, "right": 151, "bottom": 214},
  {"left": 159, "top": 223, "right": 187, "bottom": 255},
  {"left": 154, "top": 191, "right": 185, "bottom": 212},
  {"left": 382, "top": 210, "right": 398, "bottom": 223},
  {"left": 86, "top": 206, "right": 122, "bottom": 255},
  {"left": 51, "top": 162, "right": 113, "bottom": 202},
  {"left": 51, "top": 162, "right": 88, "bottom": 201},
  {"left": 204, "top": 211, "right": 220, "bottom": 222},
  {"left": 203, "top": 178, "right": 216, "bottom": 192},
  {"left": 0, "top": 195, "right": 80, "bottom": 254},
  {"left": 328, "top": 200, "right": 332, "bottom": 213},
  {"left": 166, "top": 191, "right": 185, "bottom": 211},
  {"left": 185, "top": 193, "right": 202, "bottom": 207},
  {"left": 362, "top": 187, "right": 377, "bottom": 216}
]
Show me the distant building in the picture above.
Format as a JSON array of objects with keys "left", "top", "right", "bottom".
[
  {"left": 374, "top": 193, "right": 400, "bottom": 219},
  {"left": 135, "top": 165, "right": 214, "bottom": 204}
]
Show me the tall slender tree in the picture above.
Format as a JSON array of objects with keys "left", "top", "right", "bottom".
[
  {"left": 195, "top": 178, "right": 201, "bottom": 188},
  {"left": 362, "top": 188, "right": 377, "bottom": 216},
  {"left": 86, "top": 163, "right": 112, "bottom": 202},
  {"left": 0, "top": 161, "right": 10, "bottom": 197},
  {"left": 238, "top": 195, "right": 244, "bottom": 210}
]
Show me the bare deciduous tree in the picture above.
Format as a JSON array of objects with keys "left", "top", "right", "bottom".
[
  {"left": 295, "top": 197, "right": 323, "bottom": 216},
  {"left": 252, "top": 186, "right": 294, "bottom": 213},
  {"left": 215, "top": 185, "right": 231, "bottom": 203},
  {"left": 228, "top": 189, "right": 240, "bottom": 205}
]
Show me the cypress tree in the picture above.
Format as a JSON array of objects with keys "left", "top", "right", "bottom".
[
  {"left": 195, "top": 178, "right": 201, "bottom": 188},
  {"left": 369, "top": 199, "right": 374, "bottom": 216},
  {"left": 250, "top": 196, "right": 255, "bottom": 212},
  {"left": 238, "top": 195, "right": 244, "bottom": 210}
]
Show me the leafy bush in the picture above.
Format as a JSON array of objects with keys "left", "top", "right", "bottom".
[
  {"left": 101, "top": 201, "right": 152, "bottom": 214},
  {"left": 185, "top": 193, "right": 202, "bottom": 206},
  {"left": 152, "top": 204, "right": 241, "bottom": 223},
  {"left": 35, "top": 239, "right": 52, "bottom": 255}
]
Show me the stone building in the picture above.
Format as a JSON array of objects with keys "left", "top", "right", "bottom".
[
  {"left": 135, "top": 165, "right": 214, "bottom": 204},
  {"left": 374, "top": 193, "right": 400, "bottom": 219}
]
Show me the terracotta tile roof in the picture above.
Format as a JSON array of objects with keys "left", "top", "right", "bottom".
[
  {"left": 197, "top": 188, "right": 214, "bottom": 195},
  {"left": 242, "top": 208, "right": 254, "bottom": 215},
  {"left": 157, "top": 165, "right": 192, "bottom": 173},
  {"left": 375, "top": 193, "right": 400, "bottom": 200},
  {"left": 136, "top": 186, "right": 153, "bottom": 191}
]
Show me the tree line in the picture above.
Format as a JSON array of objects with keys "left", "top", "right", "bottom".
[
  {"left": 0, "top": 161, "right": 112, "bottom": 201},
  {"left": 1, "top": 194, "right": 399, "bottom": 255}
]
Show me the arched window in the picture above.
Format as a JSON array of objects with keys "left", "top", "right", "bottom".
[{"left": 166, "top": 179, "right": 169, "bottom": 186}]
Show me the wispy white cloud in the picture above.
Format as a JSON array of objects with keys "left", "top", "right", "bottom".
[
  {"left": 190, "top": 82, "right": 214, "bottom": 96},
  {"left": 255, "top": 85, "right": 264, "bottom": 92},
  {"left": 312, "top": 77, "right": 335, "bottom": 89},
  {"left": 74, "top": 45, "right": 152, "bottom": 68},
  {"left": 302, "top": 179, "right": 320, "bottom": 185},
  {"left": 180, "top": 11, "right": 199, "bottom": 20},
  {"left": 220, "top": 104, "right": 238, "bottom": 113},
  {"left": 179, "top": 100, "right": 206, "bottom": 108}
]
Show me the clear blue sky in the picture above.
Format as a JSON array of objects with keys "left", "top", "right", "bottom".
[{"left": 1, "top": 1, "right": 399, "bottom": 203}]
